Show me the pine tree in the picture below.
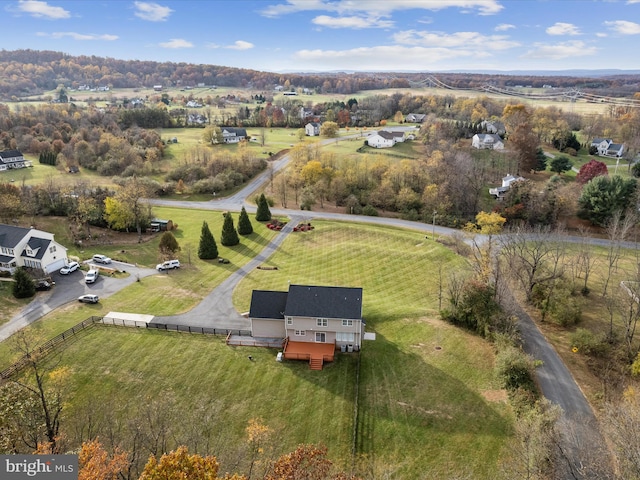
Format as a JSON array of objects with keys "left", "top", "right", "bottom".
[
  {"left": 255, "top": 193, "right": 271, "bottom": 221},
  {"left": 221, "top": 213, "right": 240, "bottom": 246},
  {"left": 159, "top": 231, "right": 180, "bottom": 256},
  {"left": 198, "top": 221, "right": 218, "bottom": 259},
  {"left": 237, "top": 206, "right": 253, "bottom": 235},
  {"left": 12, "top": 268, "right": 35, "bottom": 299}
]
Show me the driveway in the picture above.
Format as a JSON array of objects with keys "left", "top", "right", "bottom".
[{"left": 0, "top": 261, "right": 157, "bottom": 342}]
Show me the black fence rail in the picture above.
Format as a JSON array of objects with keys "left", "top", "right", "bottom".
[
  {"left": 0, "top": 316, "right": 101, "bottom": 381},
  {"left": 0, "top": 316, "right": 252, "bottom": 381}
]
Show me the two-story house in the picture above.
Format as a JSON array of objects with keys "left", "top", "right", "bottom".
[
  {"left": 0, "top": 150, "right": 32, "bottom": 171},
  {"left": 0, "top": 224, "right": 69, "bottom": 275},
  {"left": 305, "top": 122, "right": 321, "bottom": 136},
  {"left": 591, "top": 138, "right": 625, "bottom": 158},
  {"left": 221, "top": 127, "right": 247, "bottom": 144},
  {"left": 472, "top": 133, "right": 504, "bottom": 150},
  {"left": 249, "top": 285, "right": 364, "bottom": 370}
]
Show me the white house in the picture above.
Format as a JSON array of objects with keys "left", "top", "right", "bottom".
[
  {"left": 0, "top": 150, "right": 32, "bottom": 171},
  {"left": 472, "top": 134, "right": 504, "bottom": 150},
  {"left": 305, "top": 122, "right": 321, "bottom": 136},
  {"left": 489, "top": 174, "right": 524, "bottom": 198},
  {"left": 591, "top": 138, "right": 625, "bottom": 158},
  {"left": 367, "top": 131, "right": 396, "bottom": 148},
  {"left": 221, "top": 127, "right": 247, "bottom": 144},
  {"left": 481, "top": 120, "right": 506, "bottom": 135},
  {"left": 405, "top": 113, "right": 426, "bottom": 123},
  {"left": 382, "top": 129, "right": 406, "bottom": 143},
  {"left": 0, "top": 224, "right": 69, "bottom": 274}
]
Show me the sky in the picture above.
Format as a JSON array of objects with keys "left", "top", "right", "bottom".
[{"left": 3, "top": 0, "right": 640, "bottom": 73}]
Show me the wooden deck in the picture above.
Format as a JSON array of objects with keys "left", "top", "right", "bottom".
[{"left": 283, "top": 339, "right": 335, "bottom": 370}]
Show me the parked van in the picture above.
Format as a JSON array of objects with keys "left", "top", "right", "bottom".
[
  {"left": 156, "top": 260, "right": 181, "bottom": 271},
  {"left": 85, "top": 269, "right": 99, "bottom": 284}
]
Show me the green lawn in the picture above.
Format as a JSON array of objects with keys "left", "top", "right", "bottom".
[{"left": 2, "top": 216, "right": 513, "bottom": 478}]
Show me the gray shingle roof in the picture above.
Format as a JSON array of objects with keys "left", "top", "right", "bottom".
[
  {"left": 285, "top": 285, "right": 363, "bottom": 320},
  {"left": 249, "top": 290, "right": 288, "bottom": 319},
  {"left": 0, "top": 224, "right": 32, "bottom": 248},
  {"left": 23, "top": 237, "right": 51, "bottom": 260}
]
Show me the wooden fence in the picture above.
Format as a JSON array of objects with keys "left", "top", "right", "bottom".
[{"left": 0, "top": 317, "right": 252, "bottom": 381}]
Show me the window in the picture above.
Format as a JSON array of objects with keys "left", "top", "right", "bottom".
[
  {"left": 316, "top": 318, "right": 328, "bottom": 327},
  {"left": 286, "top": 317, "right": 293, "bottom": 325},
  {"left": 336, "top": 332, "right": 355, "bottom": 342},
  {"left": 49, "top": 245, "right": 56, "bottom": 253},
  {"left": 342, "top": 319, "right": 353, "bottom": 327},
  {"left": 315, "top": 332, "right": 326, "bottom": 343},
  {"left": 294, "top": 330, "right": 306, "bottom": 336}
]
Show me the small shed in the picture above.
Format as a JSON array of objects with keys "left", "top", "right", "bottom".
[{"left": 150, "top": 219, "right": 173, "bottom": 232}]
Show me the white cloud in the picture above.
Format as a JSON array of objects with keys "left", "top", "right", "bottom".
[
  {"left": 293, "top": 45, "right": 481, "bottom": 70},
  {"left": 627, "top": 0, "right": 640, "bottom": 3},
  {"left": 393, "top": 29, "right": 519, "bottom": 50},
  {"left": 159, "top": 38, "right": 193, "bottom": 48},
  {"left": 17, "top": 0, "right": 69, "bottom": 19},
  {"left": 261, "top": 0, "right": 503, "bottom": 17},
  {"left": 205, "top": 42, "right": 220, "bottom": 49},
  {"left": 312, "top": 15, "right": 394, "bottom": 29},
  {"left": 134, "top": 1, "right": 173, "bottom": 21},
  {"left": 604, "top": 20, "right": 640, "bottom": 35},
  {"left": 522, "top": 41, "right": 597, "bottom": 60},
  {"left": 495, "top": 23, "right": 515, "bottom": 31},
  {"left": 546, "top": 22, "right": 581, "bottom": 35},
  {"left": 38, "top": 31, "right": 118, "bottom": 41},
  {"left": 225, "top": 40, "right": 254, "bottom": 50}
]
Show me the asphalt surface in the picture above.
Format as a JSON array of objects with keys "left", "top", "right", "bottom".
[{"left": 2, "top": 131, "right": 614, "bottom": 474}]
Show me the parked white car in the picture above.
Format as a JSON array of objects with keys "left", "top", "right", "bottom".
[
  {"left": 92, "top": 254, "right": 112, "bottom": 264},
  {"left": 85, "top": 269, "right": 99, "bottom": 284},
  {"left": 60, "top": 261, "right": 80, "bottom": 274},
  {"left": 156, "top": 260, "right": 181, "bottom": 271},
  {"left": 78, "top": 294, "right": 99, "bottom": 304}
]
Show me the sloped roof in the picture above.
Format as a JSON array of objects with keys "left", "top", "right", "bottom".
[
  {"left": 376, "top": 131, "right": 396, "bottom": 140},
  {"left": 222, "top": 127, "right": 247, "bottom": 137},
  {"left": 23, "top": 237, "right": 51, "bottom": 260},
  {"left": 285, "top": 285, "right": 363, "bottom": 320},
  {"left": 0, "top": 224, "right": 32, "bottom": 248},
  {"left": 0, "top": 150, "right": 23, "bottom": 161},
  {"left": 249, "top": 290, "right": 288, "bottom": 319}
]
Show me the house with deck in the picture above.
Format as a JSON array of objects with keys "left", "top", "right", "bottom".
[
  {"left": 249, "top": 285, "right": 364, "bottom": 370},
  {"left": 0, "top": 224, "right": 68, "bottom": 275},
  {"left": 489, "top": 174, "right": 524, "bottom": 199}
]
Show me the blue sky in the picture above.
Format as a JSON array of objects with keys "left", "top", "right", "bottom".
[{"left": 3, "top": 0, "right": 640, "bottom": 72}]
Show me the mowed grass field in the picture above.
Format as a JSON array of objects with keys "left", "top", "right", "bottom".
[{"left": 2, "top": 217, "right": 513, "bottom": 478}]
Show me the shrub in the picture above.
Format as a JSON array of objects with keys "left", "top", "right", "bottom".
[
  {"left": 362, "top": 205, "right": 378, "bottom": 216},
  {"left": 237, "top": 206, "right": 253, "bottom": 235},
  {"left": 570, "top": 328, "right": 610, "bottom": 357},
  {"left": 495, "top": 346, "right": 536, "bottom": 392}
]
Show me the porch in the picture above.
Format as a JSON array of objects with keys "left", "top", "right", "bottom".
[{"left": 283, "top": 338, "right": 335, "bottom": 370}]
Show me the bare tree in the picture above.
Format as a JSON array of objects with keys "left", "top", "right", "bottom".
[{"left": 602, "top": 210, "right": 635, "bottom": 297}]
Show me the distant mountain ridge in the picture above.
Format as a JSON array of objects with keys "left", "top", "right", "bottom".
[{"left": 0, "top": 49, "right": 639, "bottom": 99}]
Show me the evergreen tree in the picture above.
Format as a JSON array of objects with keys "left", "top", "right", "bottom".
[
  {"left": 237, "top": 206, "right": 253, "bottom": 235},
  {"left": 255, "top": 193, "right": 271, "bottom": 221},
  {"left": 12, "top": 268, "right": 35, "bottom": 299},
  {"left": 159, "top": 231, "right": 180, "bottom": 256},
  {"left": 221, "top": 213, "right": 240, "bottom": 246},
  {"left": 198, "top": 221, "right": 218, "bottom": 259}
]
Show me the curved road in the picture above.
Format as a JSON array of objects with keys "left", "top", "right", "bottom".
[{"left": 5, "top": 131, "right": 612, "bottom": 476}]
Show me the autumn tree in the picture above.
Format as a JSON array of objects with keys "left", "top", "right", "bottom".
[
  {"left": 265, "top": 444, "right": 358, "bottom": 480},
  {"left": 7, "top": 331, "right": 70, "bottom": 453},
  {"left": 78, "top": 438, "right": 128, "bottom": 480},
  {"left": 255, "top": 193, "right": 271, "bottom": 221},
  {"left": 0, "top": 182, "right": 24, "bottom": 223},
  {"left": 139, "top": 446, "right": 222, "bottom": 480},
  {"left": 320, "top": 121, "right": 339, "bottom": 138},
  {"left": 576, "top": 159, "right": 608, "bottom": 184},
  {"left": 237, "top": 206, "right": 253, "bottom": 235},
  {"left": 202, "top": 125, "right": 223, "bottom": 145},
  {"left": 159, "top": 231, "right": 180, "bottom": 258},
  {"left": 464, "top": 211, "right": 507, "bottom": 284},
  {"left": 503, "top": 104, "right": 539, "bottom": 174},
  {"left": 198, "top": 221, "right": 218, "bottom": 259},
  {"left": 103, "top": 177, "right": 154, "bottom": 242},
  {"left": 221, "top": 213, "right": 240, "bottom": 246}
]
